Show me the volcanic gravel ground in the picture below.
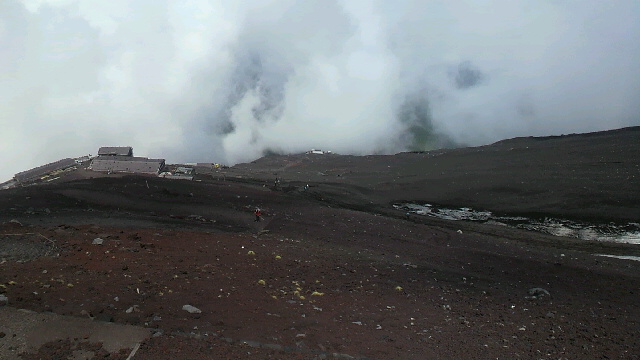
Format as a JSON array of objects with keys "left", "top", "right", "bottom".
[{"left": 0, "top": 127, "right": 639, "bottom": 359}]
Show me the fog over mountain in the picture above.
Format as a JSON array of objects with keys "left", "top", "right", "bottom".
[{"left": 2, "top": 0, "right": 639, "bottom": 182}]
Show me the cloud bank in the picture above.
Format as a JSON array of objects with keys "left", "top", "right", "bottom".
[{"left": 1, "top": 0, "right": 639, "bottom": 181}]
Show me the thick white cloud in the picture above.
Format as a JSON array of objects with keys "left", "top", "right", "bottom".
[{"left": 1, "top": 0, "right": 639, "bottom": 182}]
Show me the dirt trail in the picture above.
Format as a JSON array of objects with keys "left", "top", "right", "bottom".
[{"left": 0, "top": 307, "right": 149, "bottom": 359}]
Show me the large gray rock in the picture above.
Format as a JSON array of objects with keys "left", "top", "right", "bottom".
[
  {"left": 527, "top": 287, "right": 551, "bottom": 298},
  {"left": 182, "top": 305, "right": 202, "bottom": 314},
  {"left": 7, "top": 219, "right": 22, "bottom": 227}
]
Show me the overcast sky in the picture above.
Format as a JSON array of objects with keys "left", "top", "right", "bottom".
[{"left": 2, "top": 0, "right": 639, "bottom": 182}]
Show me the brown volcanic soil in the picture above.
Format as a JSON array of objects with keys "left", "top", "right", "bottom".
[{"left": 0, "top": 127, "right": 639, "bottom": 359}]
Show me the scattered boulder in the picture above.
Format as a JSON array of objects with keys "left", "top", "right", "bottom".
[
  {"left": 7, "top": 219, "right": 22, "bottom": 227},
  {"left": 188, "top": 215, "right": 207, "bottom": 222},
  {"left": 92, "top": 238, "right": 104, "bottom": 245},
  {"left": 182, "top": 305, "right": 202, "bottom": 314},
  {"left": 242, "top": 340, "right": 261, "bottom": 348},
  {"left": 0, "top": 294, "right": 8, "bottom": 306},
  {"left": 527, "top": 287, "right": 551, "bottom": 299}
]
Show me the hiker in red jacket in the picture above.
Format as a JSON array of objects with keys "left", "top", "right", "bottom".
[{"left": 254, "top": 208, "right": 262, "bottom": 222}]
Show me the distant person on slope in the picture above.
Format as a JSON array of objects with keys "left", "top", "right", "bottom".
[{"left": 254, "top": 208, "right": 262, "bottom": 222}]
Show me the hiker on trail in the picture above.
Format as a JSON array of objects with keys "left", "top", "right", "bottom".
[{"left": 254, "top": 208, "right": 262, "bottom": 222}]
